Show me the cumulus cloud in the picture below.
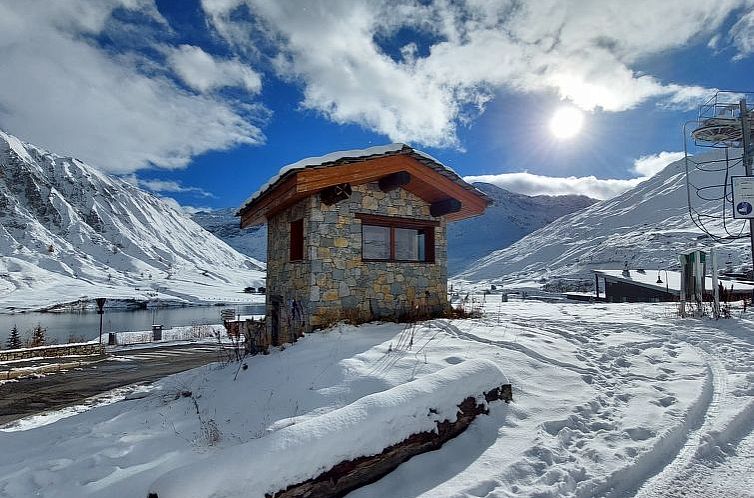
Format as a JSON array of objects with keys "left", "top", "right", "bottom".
[
  {"left": 200, "top": 0, "right": 743, "bottom": 147},
  {"left": 465, "top": 150, "right": 685, "bottom": 200},
  {"left": 632, "top": 151, "right": 685, "bottom": 177},
  {"left": 166, "top": 44, "right": 262, "bottom": 93},
  {"left": 464, "top": 172, "right": 643, "bottom": 200},
  {"left": 159, "top": 196, "right": 213, "bottom": 215},
  {"left": 0, "top": 0, "right": 265, "bottom": 173},
  {"left": 129, "top": 177, "right": 216, "bottom": 197}
]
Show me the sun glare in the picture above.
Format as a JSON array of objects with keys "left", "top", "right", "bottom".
[{"left": 549, "top": 106, "right": 584, "bottom": 139}]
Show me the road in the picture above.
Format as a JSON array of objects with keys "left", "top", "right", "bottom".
[{"left": 0, "top": 343, "right": 234, "bottom": 426}]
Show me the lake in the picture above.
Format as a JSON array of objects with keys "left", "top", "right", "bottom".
[{"left": 0, "top": 304, "right": 266, "bottom": 346}]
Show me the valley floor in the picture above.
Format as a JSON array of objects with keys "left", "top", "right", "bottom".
[{"left": 0, "top": 300, "right": 752, "bottom": 497}]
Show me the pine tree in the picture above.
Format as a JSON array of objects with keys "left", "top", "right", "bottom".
[
  {"left": 29, "top": 324, "right": 46, "bottom": 348},
  {"left": 6, "top": 325, "right": 22, "bottom": 349}
]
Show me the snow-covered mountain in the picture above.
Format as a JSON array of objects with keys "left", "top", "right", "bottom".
[
  {"left": 191, "top": 208, "right": 267, "bottom": 262},
  {"left": 0, "top": 130, "right": 264, "bottom": 312},
  {"left": 447, "top": 183, "right": 595, "bottom": 273},
  {"left": 457, "top": 151, "right": 751, "bottom": 287},
  {"left": 191, "top": 184, "right": 594, "bottom": 274}
]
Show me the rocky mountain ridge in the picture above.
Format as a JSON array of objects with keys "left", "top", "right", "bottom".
[{"left": 0, "top": 130, "right": 264, "bottom": 311}]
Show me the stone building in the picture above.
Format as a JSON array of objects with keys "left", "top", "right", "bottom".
[{"left": 236, "top": 144, "right": 490, "bottom": 345}]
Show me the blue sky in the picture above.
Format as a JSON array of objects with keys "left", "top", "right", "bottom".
[{"left": 1, "top": 0, "right": 754, "bottom": 208}]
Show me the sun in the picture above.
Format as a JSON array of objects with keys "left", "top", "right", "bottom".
[{"left": 549, "top": 106, "right": 584, "bottom": 139}]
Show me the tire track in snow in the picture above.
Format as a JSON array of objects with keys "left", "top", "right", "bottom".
[
  {"left": 431, "top": 321, "right": 598, "bottom": 377},
  {"left": 628, "top": 349, "right": 727, "bottom": 498}
]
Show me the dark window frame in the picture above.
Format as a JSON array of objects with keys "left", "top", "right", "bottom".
[
  {"left": 355, "top": 213, "right": 437, "bottom": 263},
  {"left": 289, "top": 218, "right": 304, "bottom": 261}
]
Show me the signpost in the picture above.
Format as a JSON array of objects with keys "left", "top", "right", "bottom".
[
  {"left": 739, "top": 99, "right": 754, "bottom": 299},
  {"left": 220, "top": 308, "right": 236, "bottom": 322},
  {"left": 732, "top": 176, "right": 754, "bottom": 219},
  {"left": 95, "top": 298, "right": 106, "bottom": 345}
]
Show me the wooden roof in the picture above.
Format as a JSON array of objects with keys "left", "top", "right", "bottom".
[{"left": 237, "top": 144, "right": 491, "bottom": 228}]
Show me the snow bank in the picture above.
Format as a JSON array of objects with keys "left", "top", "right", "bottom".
[{"left": 148, "top": 358, "right": 508, "bottom": 498}]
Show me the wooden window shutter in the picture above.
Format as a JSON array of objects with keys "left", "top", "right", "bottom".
[{"left": 290, "top": 219, "right": 304, "bottom": 261}]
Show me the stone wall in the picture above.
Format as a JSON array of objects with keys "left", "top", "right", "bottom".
[
  {"left": 0, "top": 343, "right": 105, "bottom": 361},
  {"left": 266, "top": 182, "right": 449, "bottom": 342},
  {"left": 266, "top": 197, "right": 312, "bottom": 343}
]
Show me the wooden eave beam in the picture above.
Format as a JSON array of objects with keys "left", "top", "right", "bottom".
[
  {"left": 430, "top": 198, "right": 462, "bottom": 217},
  {"left": 378, "top": 171, "right": 411, "bottom": 192}
]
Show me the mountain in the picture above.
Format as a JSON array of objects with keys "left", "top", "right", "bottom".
[
  {"left": 0, "top": 130, "right": 265, "bottom": 312},
  {"left": 447, "top": 183, "right": 595, "bottom": 273},
  {"left": 456, "top": 151, "right": 751, "bottom": 288},
  {"left": 191, "top": 208, "right": 267, "bottom": 262}
]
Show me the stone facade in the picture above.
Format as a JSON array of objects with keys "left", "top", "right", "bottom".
[{"left": 266, "top": 182, "right": 449, "bottom": 343}]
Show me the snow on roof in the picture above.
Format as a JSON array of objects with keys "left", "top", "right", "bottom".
[
  {"left": 236, "top": 143, "right": 480, "bottom": 216},
  {"left": 593, "top": 269, "right": 754, "bottom": 294}
]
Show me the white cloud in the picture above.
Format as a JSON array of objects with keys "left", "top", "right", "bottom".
[
  {"left": 201, "top": 0, "right": 744, "bottom": 147},
  {"left": 731, "top": 9, "right": 754, "bottom": 59},
  {"left": 632, "top": 151, "right": 685, "bottom": 177},
  {"left": 136, "top": 178, "right": 215, "bottom": 197},
  {"left": 464, "top": 172, "right": 643, "bottom": 200},
  {"left": 159, "top": 196, "right": 212, "bottom": 215},
  {"left": 166, "top": 44, "right": 262, "bottom": 93},
  {"left": 0, "top": 0, "right": 265, "bottom": 174},
  {"left": 465, "top": 150, "right": 685, "bottom": 200}
]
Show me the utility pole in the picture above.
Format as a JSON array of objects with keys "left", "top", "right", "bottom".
[{"left": 741, "top": 99, "right": 754, "bottom": 301}]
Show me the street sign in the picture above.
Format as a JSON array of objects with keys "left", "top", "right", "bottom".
[
  {"left": 732, "top": 176, "right": 754, "bottom": 219},
  {"left": 220, "top": 309, "right": 236, "bottom": 321},
  {"left": 95, "top": 297, "right": 107, "bottom": 314}
]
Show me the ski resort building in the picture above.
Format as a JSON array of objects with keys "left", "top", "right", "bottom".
[
  {"left": 592, "top": 268, "right": 754, "bottom": 303},
  {"left": 236, "top": 144, "right": 491, "bottom": 345}
]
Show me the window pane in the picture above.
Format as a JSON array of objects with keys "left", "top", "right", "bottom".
[
  {"left": 363, "top": 225, "right": 390, "bottom": 259},
  {"left": 395, "top": 228, "right": 421, "bottom": 261}
]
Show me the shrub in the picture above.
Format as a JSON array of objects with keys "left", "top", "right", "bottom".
[
  {"left": 6, "top": 325, "right": 22, "bottom": 349},
  {"left": 28, "top": 324, "right": 46, "bottom": 348}
]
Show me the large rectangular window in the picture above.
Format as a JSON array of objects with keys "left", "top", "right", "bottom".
[{"left": 356, "top": 213, "right": 436, "bottom": 262}]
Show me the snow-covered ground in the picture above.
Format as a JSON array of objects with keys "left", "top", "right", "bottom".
[{"left": 0, "top": 300, "right": 752, "bottom": 497}]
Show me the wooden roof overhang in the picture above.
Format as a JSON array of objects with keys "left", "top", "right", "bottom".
[{"left": 238, "top": 149, "right": 491, "bottom": 228}]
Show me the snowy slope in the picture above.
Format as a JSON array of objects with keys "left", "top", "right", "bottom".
[
  {"left": 0, "top": 130, "right": 265, "bottom": 311},
  {"left": 447, "top": 183, "right": 595, "bottom": 273},
  {"left": 457, "top": 151, "right": 751, "bottom": 286},
  {"left": 192, "top": 184, "right": 594, "bottom": 273}
]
